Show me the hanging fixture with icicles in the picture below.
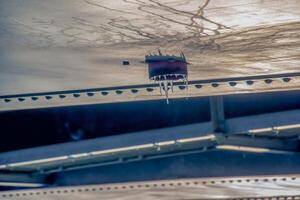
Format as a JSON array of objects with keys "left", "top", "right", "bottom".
[{"left": 145, "top": 49, "right": 189, "bottom": 103}]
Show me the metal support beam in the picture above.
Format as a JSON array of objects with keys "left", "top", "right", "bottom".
[
  {"left": 0, "top": 135, "right": 217, "bottom": 173},
  {"left": 1, "top": 71, "right": 300, "bottom": 99},
  {"left": 241, "top": 124, "right": 300, "bottom": 138},
  {"left": 215, "top": 134, "right": 300, "bottom": 152},
  {"left": 210, "top": 96, "right": 226, "bottom": 133},
  {"left": 0, "top": 171, "right": 46, "bottom": 187},
  {"left": 226, "top": 109, "right": 300, "bottom": 134}
]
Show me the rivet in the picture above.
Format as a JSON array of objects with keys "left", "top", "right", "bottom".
[
  {"left": 246, "top": 80, "right": 254, "bottom": 85},
  {"left": 211, "top": 83, "right": 219, "bottom": 87},
  {"left": 18, "top": 97, "right": 25, "bottom": 102},
  {"left": 146, "top": 88, "right": 154, "bottom": 92},
  {"left": 73, "top": 94, "right": 80, "bottom": 98},
  {"left": 195, "top": 84, "right": 202, "bottom": 88},
  {"left": 31, "top": 97, "right": 38, "bottom": 101},
  {"left": 282, "top": 77, "right": 291, "bottom": 82},
  {"left": 87, "top": 92, "right": 94, "bottom": 97},
  {"left": 178, "top": 85, "right": 186, "bottom": 90},
  {"left": 264, "top": 79, "right": 273, "bottom": 84},
  {"left": 131, "top": 89, "right": 138, "bottom": 93},
  {"left": 229, "top": 82, "right": 237, "bottom": 86}
]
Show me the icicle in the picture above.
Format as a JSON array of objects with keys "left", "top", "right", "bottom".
[
  {"left": 163, "top": 81, "right": 169, "bottom": 104},
  {"left": 159, "top": 81, "right": 162, "bottom": 95},
  {"left": 158, "top": 49, "right": 162, "bottom": 56},
  {"left": 185, "top": 77, "right": 188, "bottom": 90}
]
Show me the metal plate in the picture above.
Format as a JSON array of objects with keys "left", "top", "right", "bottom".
[{"left": 1, "top": 175, "right": 300, "bottom": 199}]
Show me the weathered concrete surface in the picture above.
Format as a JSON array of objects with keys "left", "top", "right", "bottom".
[{"left": 0, "top": 0, "right": 300, "bottom": 95}]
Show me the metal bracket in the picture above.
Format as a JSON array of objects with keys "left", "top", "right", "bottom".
[{"left": 210, "top": 96, "right": 226, "bottom": 133}]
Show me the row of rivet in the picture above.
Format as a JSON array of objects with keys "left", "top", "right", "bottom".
[
  {"left": 2, "top": 89, "right": 148, "bottom": 103},
  {"left": 1, "top": 77, "right": 293, "bottom": 103},
  {"left": 230, "top": 196, "right": 300, "bottom": 200},
  {"left": 1, "top": 177, "right": 297, "bottom": 198}
]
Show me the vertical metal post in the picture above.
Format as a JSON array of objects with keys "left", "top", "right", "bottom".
[
  {"left": 163, "top": 81, "right": 169, "bottom": 104},
  {"left": 210, "top": 96, "right": 226, "bottom": 133}
]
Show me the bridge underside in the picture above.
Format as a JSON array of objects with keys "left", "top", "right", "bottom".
[
  {"left": 1, "top": 76, "right": 300, "bottom": 199},
  {"left": 1, "top": 0, "right": 300, "bottom": 198}
]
